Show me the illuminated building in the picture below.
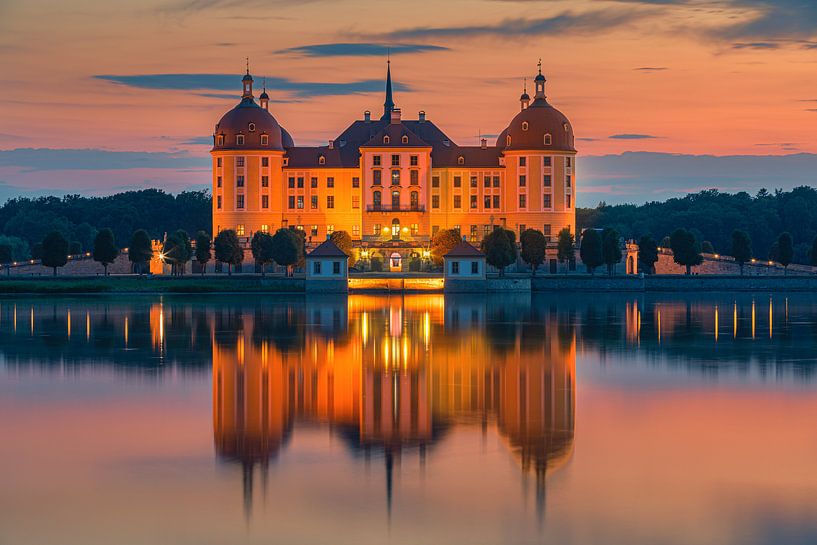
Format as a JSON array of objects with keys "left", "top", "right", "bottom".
[{"left": 211, "top": 61, "right": 577, "bottom": 268}]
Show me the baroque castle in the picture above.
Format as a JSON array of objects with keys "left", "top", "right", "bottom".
[{"left": 211, "top": 61, "right": 576, "bottom": 269}]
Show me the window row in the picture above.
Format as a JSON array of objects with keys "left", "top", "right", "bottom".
[
  {"left": 372, "top": 154, "right": 419, "bottom": 167},
  {"left": 215, "top": 134, "right": 270, "bottom": 146},
  {"left": 370, "top": 169, "right": 420, "bottom": 186}
]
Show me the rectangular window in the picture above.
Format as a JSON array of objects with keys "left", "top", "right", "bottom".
[
  {"left": 484, "top": 176, "right": 491, "bottom": 188},
  {"left": 454, "top": 176, "right": 462, "bottom": 188},
  {"left": 261, "top": 176, "right": 269, "bottom": 188},
  {"left": 352, "top": 195, "right": 360, "bottom": 209},
  {"left": 519, "top": 156, "right": 526, "bottom": 167},
  {"left": 352, "top": 177, "right": 360, "bottom": 188},
  {"left": 470, "top": 176, "right": 478, "bottom": 188},
  {"left": 261, "top": 134, "right": 269, "bottom": 146},
  {"left": 261, "top": 224, "right": 269, "bottom": 233},
  {"left": 470, "top": 225, "right": 478, "bottom": 242},
  {"left": 374, "top": 224, "right": 381, "bottom": 235},
  {"left": 470, "top": 195, "right": 478, "bottom": 209},
  {"left": 288, "top": 196, "right": 295, "bottom": 209},
  {"left": 236, "top": 195, "right": 245, "bottom": 209},
  {"left": 493, "top": 176, "right": 500, "bottom": 188},
  {"left": 373, "top": 155, "right": 381, "bottom": 166},
  {"left": 566, "top": 175, "right": 572, "bottom": 188},
  {"left": 566, "top": 194, "right": 572, "bottom": 208},
  {"left": 313, "top": 261, "right": 321, "bottom": 275},
  {"left": 391, "top": 154, "right": 400, "bottom": 166},
  {"left": 311, "top": 195, "right": 318, "bottom": 209},
  {"left": 311, "top": 225, "right": 318, "bottom": 237},
  {"left": 236, "top": 157, "right": 245, "bottom": 167},
  {"left": 484, "top": 225, "right": 492, "bottom": 237},
  {"left": 288, "top": 177, "right": 295, "bottom": 188},
  {"left": 217, "top": 157, "right": 222, "bottom": 167},
  {"left": 391, "top": 170, "right": 400, "bottom": 185},
  {"left": 327, "top": 196, "right": 334, "bottom": 209},
  {"left": 237, "top": 175, "right": 244, "bottom": 187},
  {"left": 261, "top": 195, "right": 269, "bottom": 209},
  {"left": 333, "top": 261, "right": 340, "bottom": 275},
  {"left": 410, "top": 155, "right": 418, "bottom": 166},
  {"left": 327, "top": 177, "right": 335, "bottom": 188},
  {"left": 544, "top": 175, "right": 552, "bottom": 187},
  {"left": 297, "top": 177, "right": 304, "bottom": 188},
  {"left": 297, "top": 195, "right": 304, "bottom": 209},
  {"left": 471, "top": 261, "right": 479, "bottom": 274},
  {"left": 452, "top": 261, "right": 459, "bottom": 275},
  {"left": 543, "top": 224, "right": 552, "bottom": 238},
  {"left": 410, "top": 170, "right": 419, "bottom": 185},
  {"left": 311, "top": 177, "right": 318, "bottom": 188},
  {"left": 484, "top": 196, "right": 491, "bottom": 209},
  {"left": 519, "top": 194, "right": 526, "bottom": 208},
  {"left": 327, "top": 225, "right": 334, "bottom": 234},
  {"left": 373, "top": 170, "right": 382, "bottom": 185},
  {"left": 432, "top": 176, "right": 440, "bottom": 188},
  {"left": 217, "top": 176, "right": 222, "bottom": 188},
  {"left": 236, "top": 224, "right": 245, "bottom": 236},
  {"left": 519, "top": 175, "right": 526, "bottom": 187},
  {"left": 432, "top": 225, "right": 440, "bottom": 236},
  {"left": 411, "top": 223, "right": 419, "bottom": 235},
  {"left": 453, "top": 195, "right": 462, "bottom": 209},
  {"left": 353, "top": 225, "right": 360, "bottom": 237},
  {"left": 519, "top": 224, "right": 526, "bottom": 235},
  {"left": 544, "top": 156, "right": 552, "bottom": 167},
  {"left": 493, "top": 195, "right": 500, "bottom": 209},
  {"left": 217, "top": 195, "right": 222, "bottom": 209},
  {"left": 261, "top": 157, "right": 269, "bottom": 167},
  {"left": 432, "top": 195, "right": 440, "bottom": 209},
  {"left": 566, "top": 157, "right": 572, "bottom": 167},
  {"left": 543, "top": 194, "right": 552, "bottom": 209}
]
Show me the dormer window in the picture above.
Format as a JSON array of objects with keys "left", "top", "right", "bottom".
[
  {"left": 544, "top": 133, "right": 552, "bottom": 146},
  {"left": 248, "top": 123, "right": 256, "bottom": 132},
  {"left": 319, "top": 155, "right": 326, "bottom": 165},
  {"left": 384, "top": 135, "right": 390, "bottom": 144},
  {"left": 236, "top": 134, "right": 245, "bottom": 146},
  {"left": 563, "top": 122, "right": 569, "bottom": 132},
  {"left": 457, "top": 156, "right": 464, "bottom": 165},
  {"left": 260, "top": 134, "right": 269, "bottom": 146},
  {"left": 506, "top": 135, "right": 512, "bottom": 147},
  {"left": 401, "top": 135, "right": 409, "bottom": 144},
  {"left": 217, "top": 135, "right": 224, "bottom": 146},
  {"left": 521, "top": 121, "right": 529, "bottom": 131}
]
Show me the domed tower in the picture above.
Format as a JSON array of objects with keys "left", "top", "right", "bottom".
[
  {"left": 497, "top": 60, "right": 576, "bottom": 241},
  {"left": 211, "top": 67, "right": 287, "bottom": 249}
]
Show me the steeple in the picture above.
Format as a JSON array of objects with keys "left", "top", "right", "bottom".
[
  {"left": 381, "top": 59, "right": 395, "bottom": 121},
  {"left": 534, "top": 58, "right": 546, "bottom": 100},
  {"left": 242, "top": 57, "right": 254, "bottom": 99},
  {"left": 259, "top": 78, "right": 269, "bottom": 111},
  {"left": 520, "top": 78, "right": 530, "bottom": 111}
]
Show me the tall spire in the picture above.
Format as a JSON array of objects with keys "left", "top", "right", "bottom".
[
  {"left": 242, "top": 58, "right": 254, "bottom": 99},
  {"left": 534, "top": 58, "right": 546, "bottom": 100},
  {"left": 381, "top": 59, "right": 395, "bottom": 121}
]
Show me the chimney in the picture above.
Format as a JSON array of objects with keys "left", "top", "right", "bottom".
[
  {"left": 418, "top": 110, "right": 426, "bottom": 122},
  {"left": 364, "top": 110, "right": 371, "bottom": 122},
  {"left": 328, "top": 140, "right": 334, "bottom": 150},
  {"left": 390, "top": 107, "right": 402, "bottom": 124},
  {"left": 481, "top": 138, "right": 487, "bottom": 149}
]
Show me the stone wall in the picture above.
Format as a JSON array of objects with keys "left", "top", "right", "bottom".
[
  {"left": 2, "top": 253, "right": 134, "bottom": 277},
  {"left": 654, "top": 250, "right": 817, "bottom": 276}
]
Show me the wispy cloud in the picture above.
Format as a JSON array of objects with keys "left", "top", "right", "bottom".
[
  {"left": 609, "top": 133, "right": 660, "bottom": 140},
  {"left": 94, "top": 74, "right": 409, "bottom": 98},
  {"left": 0, "top": 148, "right": 208, "bottom": 171},
  {"left": 732, "top": 41, "right": 779, "bottom": 49},
  {"left": 634, "top": 66, "right": 668, "bottom": 71},
  {"left": 277, "top": 42, "right": 449, "bottom": 57},
  {"left": 180, "top": 137, "right": 213, "bottom": 146}
]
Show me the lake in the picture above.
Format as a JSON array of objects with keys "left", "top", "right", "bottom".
[{"left": 1, "top": 293, "right": 816, "bottom": 545}]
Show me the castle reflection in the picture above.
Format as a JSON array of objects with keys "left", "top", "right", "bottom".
[{"left": 211, "top": 294, "right": 576, "bottom": 519}]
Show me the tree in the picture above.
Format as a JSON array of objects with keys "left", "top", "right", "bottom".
[
  {"left": 580, "top": 229, "right": 603, "bottom": 274},
  {"left": 329, "top": 230, "right": 357, "bottom": 268},
  {"left": 194, "top": 231, "right": 211, "bottom": 275},
  {"left": 520, "top": 229, "right": 547, "bottom": 276},
  {"left": 638, "top": 235, "right": 659, "bottom": 274},
  {"left": 730, "top": 229, "right": 752, "bottom": 275},
  {"left": 213, "top": 229, "right": 243, "bottom": 275},
  {"left": 602, "top": 228, "right": 622, "bottom": 276},
  {"left": 41, "top": 231, "right": 69, "bottom": 276},
  {"left": 0, "top": 243, "right": 12, "bottom": 276},
  {"left": 129, "top": 229, "right": 153, "bottom": 275},
  {"left": 556, "top": 228, "right": 575, "bottom": 273},
  {"left": 0, "top": 235, "right": 30, "bottom": 262},
  {"left": 251, "top": 231, "right": 275, "bottom": 275},
  {"left": 31, "top": 243, "right": 43, "bottom": 260},
  {"left": 430, "top": 228, "right": 461, "bottom": 267},
  {"left": 171, "top": 229, "right": 192, "bottom": 275},
  {"left": 701, "top": 241, "right": 715, "bottom": 254},
  {"left": 481, "top": 228, "right": 517, "bottom": 276},
  {"left": 811, "top": 236, "right": 817, "bottom": 267},
  {"left": 270, "top": 228, "right": 300, "bottom": 276},
  {"left": 69, "top": 241, "right": 82, "bottom": 256},
  {"left": 777, "top": 232, "right": 794, "bottom": 274},
  {"left": 670, "top": 228, "right": 703, "bottom": 275},
  {"left": 92, "top": 228, "right": 118, "bottom": 276}
]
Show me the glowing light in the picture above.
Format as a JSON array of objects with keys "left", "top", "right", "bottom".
[
  {"left": 422, "top": 250, "right": 430, "bottom": 259},
  {"left": 67, "top": 309, "right": 71, "bottom": 339},
  {"left": 769, "top": 297, "right": 773, "bottom": 339},
  {"left": 124, "top": 316, "right": 129, "bottom": 347},
  {"left": 382, "top": 227, "right": 390, "bottom": 233},
  {"left": 751, "top": 299, "right": 756, "bottom": 339},
  {"left": 733, "top": 301, "right": 738, "bottom": 338},
  {"left": 714, "top": 305, "right": 719, "bottom": 342}
]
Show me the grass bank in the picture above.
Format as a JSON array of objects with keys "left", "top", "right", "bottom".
[{"left": 0, "top": 275, "right": 305, "bottom": 294}]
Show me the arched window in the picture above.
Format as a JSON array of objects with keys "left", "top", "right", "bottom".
[
  {"left": 544, "top": 133, "right": 552, "bottom": 145},
  {"left": 401, "top": 135, "right": 409, "bottom": 144},
  {"left": 248, "top": 123, "right": 256, "bottom": 132},
  {"left": 373, "top": 190, "right": 382, "bottom": 209},
  {"left": 563, "top": 122, "right": 569, "bottom": 132},
  {"left": 392, "top": 190, "right": 401, "bottom": 209},
  {"left": 521, "top": 121, "right": 529, "bottom": 131},
  {"left": 319, "top": 155, "right": 326, "bottom": 165},
  {"left": 391, "top": 218, "right": 400, "bottom": 239},
  {"left": 410, "top": 191, "right": 419, "bottom": 210},
  {"left": 457, "top": 156, "right": 464, "bottom": 165},
  {"left": 384, "top": 135, "right": 390, "bottom": 144}
]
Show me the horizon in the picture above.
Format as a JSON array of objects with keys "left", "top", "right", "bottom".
[{"left": 2, "top": 0, "right": 817, "bottom": 204}]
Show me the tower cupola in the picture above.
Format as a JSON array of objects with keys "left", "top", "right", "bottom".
[{"left": 520, "top": 78, "right": 530, "bottom": 111}]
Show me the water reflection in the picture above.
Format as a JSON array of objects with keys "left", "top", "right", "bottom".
[{"left": 212, "top": 294, "right": 576, "bottom": 520}]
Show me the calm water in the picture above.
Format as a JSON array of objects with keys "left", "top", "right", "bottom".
[{"left": 1, "top": 293, "right": 817, "bottom": 545}]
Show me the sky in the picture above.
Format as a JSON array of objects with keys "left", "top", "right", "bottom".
[{"left": 1, "top": 0, "right": 816, "bottom": 205}]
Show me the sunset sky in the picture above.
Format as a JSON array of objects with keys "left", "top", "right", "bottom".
[{"left": 1, "top": 0, "right": 816, "bottom": 204}]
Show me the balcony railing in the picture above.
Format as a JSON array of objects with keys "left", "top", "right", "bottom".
[{"left": 366, "top": 205, "right": 425, "bottom": 212}]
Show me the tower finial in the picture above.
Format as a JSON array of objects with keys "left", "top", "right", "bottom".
[
  {"left": 524, "top": 77, "right": 527, "bottom": 94},
  {"left": 537, "top": 58, "right": 542, "bottom": 75},
  {"left": 246, "top": 57, "right": 250, "bottom": 75},
  {"left": 381, "top": 58, "right": 395, "bottom": 121}
]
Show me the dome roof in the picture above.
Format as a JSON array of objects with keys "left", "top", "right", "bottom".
[
  {"left": 497, "top": 98, "right": 575, "bottom": 152},
  {"left": 213, "top": 97, "right": 284, "bottom": 151}
]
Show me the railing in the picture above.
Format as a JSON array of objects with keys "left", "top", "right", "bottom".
[{"left": 366, "top": 205, "right": 425, "bottom": 212}]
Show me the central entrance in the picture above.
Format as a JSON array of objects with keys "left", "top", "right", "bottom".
[{"left": 389, "top": 252, "right": 402, "bottom": 272}]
